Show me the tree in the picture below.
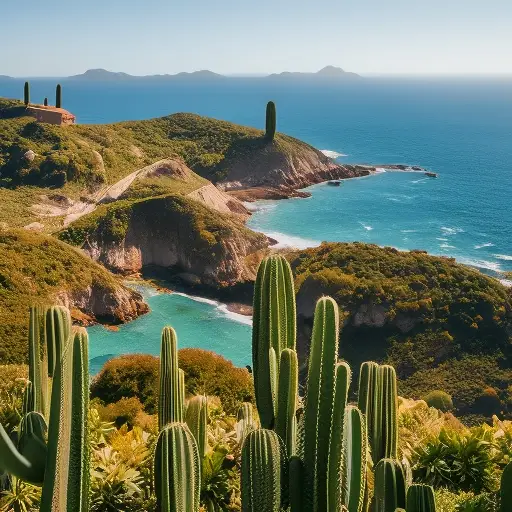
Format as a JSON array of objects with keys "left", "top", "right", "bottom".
[
  {"left": 44, "top": 98, "right": 48, "bottom": 106},
  {"left": 23, "top": 82, "right": 30, "bottom": 106},
  {"left": 56, "top": 84, "right": 62, "bottom": 108},
  {"left": 265, "top": 101, "right": 276, "bottom": 141}
]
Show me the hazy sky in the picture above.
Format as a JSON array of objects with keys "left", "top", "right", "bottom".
[{"left": 2, "top": 0, "right": 511, "bottom": 76}]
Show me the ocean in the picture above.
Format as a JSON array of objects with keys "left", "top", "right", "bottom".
[{"left": 2, "top": 76, "right": 511, "bottom": 369}]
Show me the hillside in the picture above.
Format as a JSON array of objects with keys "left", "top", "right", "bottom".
[
  {"left": 0, "top": 228, "right": 148, "bottom": 364},
  {"left": 0, "top": 98, "right": 368, "bottom": 229},
  {"left": 288, "top": 242, "right": 512, "bottom": 421}
]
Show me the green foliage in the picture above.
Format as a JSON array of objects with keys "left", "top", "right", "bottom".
[
  {"left": 500, "top": 461, "right": 512, "bottom": 512},
  {"left": 95, "top": 396, "right": 152, "bottom": 429},
  {"left": 0, "top": 364, "right": 27, "bottom": 433},
  {"left": 422, "top": 391, "right": 454, "bottom": 413},
  {"left": 265, "top": 101, "right": 276, "bottom": 141},
  {"left": 55, "top": 84, "right": 62, "bottom": 109}
]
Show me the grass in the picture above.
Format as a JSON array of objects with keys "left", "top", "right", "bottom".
[{"left": 0, "top": 227, "right": 135, "bottom": 364}]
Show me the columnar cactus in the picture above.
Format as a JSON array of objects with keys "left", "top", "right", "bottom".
[
  {"left": 56, "top": 84, "right": 62, "bottom": 108},
  {"left": 185, "top": 396, "right": 208, "bottom": 461},
  {"left": 154, "top": 423, "right": 201, "bottom": 512},
  {"left": 501, "top": 461, "right": 512, "bottom": 512},
  {"left": 340, "top": 406, "right": 368, "bottom": 512},
  {"left": 406, "top": 484, "right": 436, "bottom": 512},
  {"left": 275, "top": 348, "right": 298, "bottom": 456},
  {"left": 236, "top": 403, "right": 256, "bottom": 444},
  {"left": 24, "top": 81, "right": 30, "bottom": 105},
  {"left": 265, "top": 101, "right": 277, "bottom": 140},
  {"left": 358, "top": 362, "right": 398, "bottom": 464},
  {"left": 302, "top": 296, "right": 340, "bottom": 512},
  {"left": 327, "top": 362, "right": 352, "bottom": 512},
  {"left": 159, "top": 327, "right": 183, "bottom": 429},
  {"left": 252, "top": 255, "right": 296, "bottom": 428},
  {"left": 241, "top": 428, "right": 288, "bottom": 512},
  {"left": 373, "top": 458, "right": 406, "bottom": 512}
]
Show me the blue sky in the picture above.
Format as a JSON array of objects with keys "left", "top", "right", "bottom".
[{"left": 2, "top": 0, "right": 511, "bottom": 76}]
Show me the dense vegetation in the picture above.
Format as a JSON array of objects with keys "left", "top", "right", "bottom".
[
  {"left": 288, "top": 242, "right": 512, "bottom": 421},
  {"left": 0, "top": 228, "right": 138, "bottom": 364}
]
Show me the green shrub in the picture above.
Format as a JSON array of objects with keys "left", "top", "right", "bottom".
[
  {"left": 96, "top": 396, "right": 154, "bottom": 429},
  {"left": 0, "top": 364, "right": 28, "bottom": 432},
  {"left": 423, "top": 390, "right": 454, "bottom": 412}
]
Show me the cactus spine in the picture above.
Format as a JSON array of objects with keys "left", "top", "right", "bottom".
[
  {"left": 241, "top": 428, "right": 288, "bottom": 512},
  {"left": 154, "top": 423, "right": 201, "bottom": 512},
  {"left": 185, "top": 396, "right": 208, "bottom": 461},
  {"left": 265, "top": 101, "right": 277, "bottom": 140},
  {"left": 373, "top": 459, "right": 406, "bottom": 512},
  {"left": 56, "top": 84, "right": 62, "bottom": 108},
  {"left": 24, "top": 81, "right": 30, "bottom": 105},
  {"left": 302, "top": 296, "right": 339, "bottom": 512},
  {"left": 501, "top": 461, "right": 512, "bottom": 512},
  {"left": 159, "top": 327, "right": 183, "bottom": 429},
  {"left": 327, "top": 362, "right": 352, "bottom": 512},
  {"left": 275, "top": 348, "right": 298, "bottom": 456},
  {"left": 252, "top": 255, "right": 296, "bottom": 428},
  {"left": 406, "top": 484, "right": 436, "bottom": 512}
]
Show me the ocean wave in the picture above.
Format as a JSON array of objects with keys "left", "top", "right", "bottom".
[
  {"left": 401, "top": 229, "right": 417, "bottom": 233},
  {"left": 474, "top": 242, "right": 495, "bottom": 249},
  {"left": 173, "top": 292, "right": 253, "bottom": 326},
  {"left": 374, "top": 168, "right": 387, "bottom": 174},
  {"left": 441, "top": 226, "right": 464, "bottom": 236},
  {"left": 436, "top": 237, "right": 448, "bottom": 241},
  {"left": 320, "top": 149, "right": 347, "bottom": 159},
  {"left": 387, "top": 197, "right": 400, "bottom": 202},
  {"left": 457, "top": 257, "right": 502, "bottom": 273},
  {"left": 243, "top": 201, "right": 277, "bottom": 214},
  {"left": 500, "top": 279, "right": 512, "bottom": 288},
  {"left": 359, "top": 222, "right": 373, "bottom": 231},
  {"left": 494, "top": 254, "right": 512, "bottom": 261},
  {"left": 440, "top": 243, "right": 456, "bottom": 249},
  {"left": 263, "top": 231, "right": 321, "bottom": 249}
]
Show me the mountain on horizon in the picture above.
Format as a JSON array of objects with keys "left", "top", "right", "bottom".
[{"left": 267, "top": 66, "right": 361, "bottom": 80}]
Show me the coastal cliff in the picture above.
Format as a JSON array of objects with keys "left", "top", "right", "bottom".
[{"left": 0, "top": 228, "right": 148, "bottom": 364}]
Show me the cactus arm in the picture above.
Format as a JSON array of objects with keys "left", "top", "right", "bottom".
[
  {"left": 327, "top": 361, "right": 352, "bottom": 512},
  {"left": 302, "top": 296, "right": 340, "bottom": 511},
  {"left": 236, "top": 403, "right": 256, "bottom": 444},
  {"left": 0, "top": 423, "right": 45, "bottom": 485},
  {"left": 380, "top": 366, "right": 398, "bottom": 461},
  {"left": 501, "top": 462, "right": 512, "bottom": 512},
  {"left": 373, "top": 459, "right": 406, "bottom": 512},
  {"left": 406, "top": 484, "right": 436, "bottom": 512},
  {"left": 185, "top": 396, "right": 208, "bottom": 461},
  {"left": 45, "top": 306, "right": 71, "bottom": 379},
  {"left": 275, "top": 348, "right": 298, "bottom": 456},
  {"left": 289, "top": 455, "right": 303, "bottom": 512},
  {"left": 178, "top": 369, "right": 186, "bottom": 420},
  {"left": 66, "top": 328, "right": 90, "bottom": 512},
  {"left": 159, "top": 327, "right": 182, "bottom": 429},
  {"left": 28, "top": 307, "right": 43, "bottom": 414}
]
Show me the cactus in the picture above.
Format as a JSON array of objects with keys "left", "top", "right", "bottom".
[
  {"left": 358, "top": 362, "right": 398, "bottom": 464},
  {"left": 373, "top": 459, "right": 406, "bottom": 512},
  {"left": 56, "top": 84, "right": 62, "bottom": 108},
  {"left": 185, "top": 396, "right": 208, "bottom": 461},
  {"left": 24, "top": 81, "right": 30, "bottom": 105},
  {"left": 236, "top": 403, "right": 256, "bottom": 444},
  {"left": 501, "top": 461, "right": 512, "bottom": 512},
  {"left": 265, "top": 101, "right": 277, "bottom": 140},
  {"left": 289, "top": 455, "right": 303, "bottom": 512},
  {"left": 302, "top": 296, "right": 340, "bottom": 512},
  {"left": 154, "top": 423, "right": 201, "bottom": 512},
  {"left": 275, "top": 348, "right": 298, "bottom": 456},
  {"left": 252, "top": 255, "right": 296, "bottom": 428},
  {"left": 406, "top": 484, "right": 436, "bottom": 512},
  {"left": 340, "top": 406, "right": 368, "bottom": 512},
  {"left": 327, "top": 362, "right": 352, "bottom": 512},
  {"left": 241, "top": 428, "right": 288, "bottom": 512},
  {"left": 159, "top": 327, "right": 183, "bottom": 429}
]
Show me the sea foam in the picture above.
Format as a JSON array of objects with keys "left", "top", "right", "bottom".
[
  {"left": 495, "top": 254, "right": 512, "bottom": 261},
  {"left": 320, "top": 150, "right": 347, "bottom": 159},
  {"left": 264, "top": 231, "right": 321, "bottom": 249}
]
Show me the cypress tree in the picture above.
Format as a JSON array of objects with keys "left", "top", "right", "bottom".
[
  {"left": 265, "top": 101, "right": 276, "bottom": 141},
  {"left": 24, "top": 82, "right": 30, "bottom": 106},
  {"left": 44, "top": 98, "right": 48, "bottom": 106},
  {"left": 56, "top": 84, "right": 62, "bottom": 108}
]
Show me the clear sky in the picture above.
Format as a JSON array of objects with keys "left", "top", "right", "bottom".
[{"left": 2, "top": 0, "right": 511, "bottom": 77}]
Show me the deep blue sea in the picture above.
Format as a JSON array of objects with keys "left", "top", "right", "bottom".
[{"left": 2, "top": 77, "right": 511, "bottom": 369}]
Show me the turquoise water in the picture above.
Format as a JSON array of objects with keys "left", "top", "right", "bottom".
[
  {"left": 88, "top": 286, "right": 252, "bottom": 375},
  {"left": 2, "top": 77, "right": 511, "bottom": 367}
]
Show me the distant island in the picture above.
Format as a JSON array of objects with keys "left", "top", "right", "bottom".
[{"left": 67, "top": 66, "right": 361, "bottom": 81}]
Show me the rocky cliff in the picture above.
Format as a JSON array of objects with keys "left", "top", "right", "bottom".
[{"left": 59, "top": 194, "right": 269, "bottom": 287}]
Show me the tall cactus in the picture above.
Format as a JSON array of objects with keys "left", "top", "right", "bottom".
[
  {"left": 302, "top": 296, "right": 340, "bottom": 512},
  {"left": 185, "top": 396, "right": 208, "bottom": 461},
  {"left": 154, "top": 423, "right": 201, "bottom": 512},
  {"left": 265, "top": 101, "right": 277, "bottom": 140},
  {"left": 358, "top": 362, "right": 398, "bottom": 464},
  {"left": 327, "top": 362, "right": 352, "bottom": 512},
  {"left": 236, "top": 403, "right": 256, "bottom": 444},
  {"left": 340, "top": 406, "right": 368, "bottom": 512},
  {"left": 275, "top": 348, "right": 298, "bottom": 456},
  {"left": 24, "top": 81, "right": 30, "bottom": 105},
  {"left": 56, "top": 84, "right": 62, "bottom": 108},
  {"left": 373, "top": 459, "right": 406, "bottom": 512},
  {"left": 252, "top": 255, "right": 296, "bottom": 428},
  {"left": 406, "top": 484, "right": 436, "bottom": 512},
  {"left": 241, "top": 428, "right": 288, "bottom": 512},
  {"left": 501, "top": 461, "right": 512, "bottom": 512},
  {"left": 159, "top": 327, "right": 183, "bottom": 429}
]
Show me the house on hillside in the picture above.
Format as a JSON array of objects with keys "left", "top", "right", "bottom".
[{"left": 27, "top": 105, "right": 76, "bottom": 125}]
